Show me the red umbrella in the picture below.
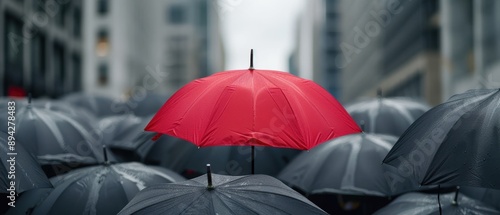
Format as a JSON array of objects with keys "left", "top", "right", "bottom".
[{"left": 146, "top": 50, "right": 361, "bottom": 172}]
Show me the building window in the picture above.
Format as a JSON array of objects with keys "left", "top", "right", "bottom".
[
  {"left": 98, "top": 64, "right": 109, "bottom": 86},
  {"left": 198, "top": 1, "right": 208, "bottom": 27},
  {"left": 55, "top": 4, "right": 68, "bottom": 27},
  {"left": 72, "top": 54, "right": 82, "bottom": 91},
  {"left": 96, "top": 30, "right": 109, "bottom": 57},
  {"left": 73, "top": 7, "right": 82, "bottom": 38},
  {"left": 168, "top": 5, "right": 185, "bottom": 24},
  {"left": 4, "top": 13, "right": 24, "bottom": 96},
  {"left": 53, "top": 42, "right": 66, "bottom": 97},
  {"left": 97, "top": 0, "right": 109, "bottom": 15},
  {"left": 31, "top": 34, "right": 46, "bottom": 97}
]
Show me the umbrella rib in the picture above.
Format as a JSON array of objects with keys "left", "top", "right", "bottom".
[
  {"left": 255, "top": 72, "right": 306, "bottom": 146},
  {"left": 177, "top": 189, "right": 210, "bottom": 215},
  {"left": 216, "top": 189, "right": 286, "bottom": 214}
]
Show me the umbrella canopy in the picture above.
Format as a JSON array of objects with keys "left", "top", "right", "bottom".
[
  {"left": 126, "top": 92, "right": 170, "bottom": 117},
  {"left": 118, "top": 171, "right": 328, "bottom": 214},
  {"left": 460, "top": 187, "right": 500, "bottom": 211},
  {"left": 61, "top": 92, "right": 126, "bottom": 117},
  {"left": 345, "top": 97, "right": 430, "bottom": 136},
  {"left": 98, "top": 114, "right": 185, "bottom": 163},
  {"left": 98, "top": 114, "right": 146, "bottom": 154},
  {"left": 0, "top": 103, "right": 103, "bottom": 168},
  {"left": 145, "top": 67, "right": 360, "bottom": 149},
  {"left": 373, "top": 192, "right": 500, "bottom": 215},
  {"left": 383, "top": 89, "right": 500, "bottom": 192},
  {"left": 99, "top": 114, "right": 300, "bottom": 177},
  {"left": 0, "top": 131, "right": 52, "bottom": 193},
  {"left": 8, "top": 162, "right": 185, "bottom": 215},
  {"left": 33, "top": 100, "right": 97, "bottom": 128},
  {"left": 278, "top": 133, "right": 397, "bottom": 197}
]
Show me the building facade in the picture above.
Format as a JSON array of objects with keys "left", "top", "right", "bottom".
[
  {"left": 1, "top": 0, "right": 84, "bottom": 98},
  {"left": 441, "top": 0, "right": 500, "bottom": 100},
  {"left": 338, "top": 0, "right": 441, "bottom": 105},
  {"left": 83, "top": 0, "right": 225, "bottom": 98}
]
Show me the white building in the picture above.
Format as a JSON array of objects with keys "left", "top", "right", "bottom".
[{"left": 83, "top": 0, "right": 225, "bottom": 98}]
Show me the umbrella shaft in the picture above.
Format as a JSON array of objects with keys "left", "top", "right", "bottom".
[{"left": 251, "top": 146, "right": 255, "bottom": 174}]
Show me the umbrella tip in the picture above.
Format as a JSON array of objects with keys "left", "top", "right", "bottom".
[
  {"left": 377, "top": 88, "right": 382, "bottom": 98},
  {"left": 102, "top": 145, "right": 109, "bottom": 165},
  {"left": 249, "top": 49, "right": 254, "bottom": 70},
  {"left": 359, "top": 120, "right": 365, "bottom": 131},
  {"left": 207, "top": 164, "right": 214, "bottom": 190},
  {"left": 28, "top": 93, "right": 32, "bottom": 105}
]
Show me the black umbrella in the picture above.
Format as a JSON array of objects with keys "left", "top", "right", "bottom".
[
  {"left": 118, "top": 165, "right": 327, "bottom": 215},
  {"left": 125, "top": 92, "right": 170, "bottom": 117},
  {"left": 0, "top": 102, "right": 104, "bottom": 174},
  {"left": 278, "top": 133, "right": 397, "bottom": 197},
  {"left": 346, "top": 96, "right": 430, "bottom": 136},
  {"left": 373, "top": 192, "right": 500, "bottom": 215},
  {"left": 7, "top": 162, "right": 185, "bottom": 215},
  {"left": 61, "top": 92, "right": 126, "bottom": 117},
  {"left": 383, "top": 88, "right": 500, "bottom": 193},
  {"left": 0, "top": 131, "right": 52, "bottom": 193},
  {"left": 33, "top": 100, "right": 97, "bottom": 128},
  {"left": 98, "top": 114, "right": 189, "bottom": 163},
  {"left": 101, "top": 115, "right": 300, "bottom": 177}
]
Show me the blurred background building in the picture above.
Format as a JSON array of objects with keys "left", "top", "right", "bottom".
[
  {"left": 1, "top": 0, "right": 83, "bottom": 98},
  {"left": 290, "top": 0, "right": 500, "bottom": 106},
  {"left": 337, "top": 0, "right": 441, "bottom": 105},
  {"left": 83, "top": 0, "right": 225, "bottom": 98},
  {"left": 1, "top": 0, "right": 224, "bottom": 99},
  {"left": 2, "top": 0, "right": 500, "bottom": 103}
]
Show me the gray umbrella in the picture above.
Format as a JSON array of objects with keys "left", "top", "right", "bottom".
[
  {"left": 373, "top": 192, "right": 500, "bottom": 215},
  {"left": 278, "top": 133, "right": 397, "bottom": 197},
  {"left": 383, "top": 89, "right": 500, "bottom": 193},
  {"left": 61, "top": 92, "right": 126, "bottom": 117},
  {"left": 346, "top": 97, "right": 430, "bottom": 137},
  {"left": 0, "top": 103, "right": 103, "bottom": 171},
  {"left": 0, "top": 131, "right": 52, "bottom": 194},
  {"left": 118, "top": 167, "right": 327, "bottom": 215},
  {"left": 98, "top": 114, "right": 183, "bottom": 163},
  {"left": 101, "top": 115, "right": 300, "bottom": 177},
  {"left": 7, "top": 162, "right": 185, "bottom": 215},
  {"left": 126, "top": 92, "right": 170, "bottom": 117}
]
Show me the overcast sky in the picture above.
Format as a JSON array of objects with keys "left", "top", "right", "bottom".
[{"left": 220, "top": 0, "right": 306, "bottom": 71}]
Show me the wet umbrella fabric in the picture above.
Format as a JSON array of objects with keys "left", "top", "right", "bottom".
[
  {"left": 383, "top": 89, "right": 500, "bottom": 191},
  {"left": 0, "top": 131, "right": 52, "bottom": 193},
  {"left": 0, "top": 104, "right": 103, "bottom": 166},
  {"left": 8, "top": 162, "right": 185, "bottom": 215},
  {"left": 345, "top": 97, "right": 430, "bottom": 137},
  {"left": 373, "top": 192, "right": 500, "bottom": 215},
  {"left": 145, "top": 69, "right": 361, "bottom": 150},
  {"left": 118, "top": 173, "right": 328, "bottom": 215},
  {"left": 460, "top": 187, "right": 500, "bottom": 210},
  {"left": 278, "top": 133, "right": 397, "bottom": 196}
]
